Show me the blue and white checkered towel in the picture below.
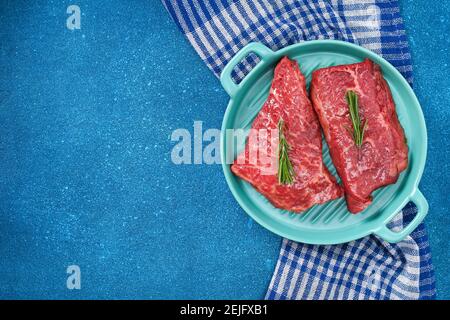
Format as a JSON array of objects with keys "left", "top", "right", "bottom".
[{"left": 161, "top": 0, "right": 436, "bottom": 299}]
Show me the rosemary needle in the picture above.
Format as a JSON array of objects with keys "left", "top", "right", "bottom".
[
  {"left": 345, "top": 90, "right": 367, "bottom": 148},
  {"left": 277, "top": 119, "right": 295, "bottom": 185}
]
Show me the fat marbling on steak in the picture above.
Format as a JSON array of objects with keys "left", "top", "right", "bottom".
[
  {"left": 310, "top": 59, "right": 408, "bottom": 213},
  {"left": 231, "top": 57, "right": 343, "bottom": 213}
]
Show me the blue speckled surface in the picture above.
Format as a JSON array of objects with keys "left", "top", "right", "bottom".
[
  {"left": 399, "top": 0, "right": 450, "bottom": 299},
  {"left": 0, "top": 1, "right": 448, "bottom": 299}
]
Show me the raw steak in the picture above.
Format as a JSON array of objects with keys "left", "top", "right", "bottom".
[
  {"left": 310, "top": 59, "right": 408, "bottom": 213},
  {"left": 231, "top": 57, "right": 343, "bottom": 213}
]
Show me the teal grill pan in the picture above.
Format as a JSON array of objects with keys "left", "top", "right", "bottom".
[{"left": 220, "top": 40, "right": 428, "bottom": 245}]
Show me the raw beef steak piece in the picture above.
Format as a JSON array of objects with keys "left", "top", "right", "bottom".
[
  {"left": 310, "top": 59, "right": 408, "bottom": 213},
  {"left": 231, "top": 57, "right": 343, "bottom": 213}
]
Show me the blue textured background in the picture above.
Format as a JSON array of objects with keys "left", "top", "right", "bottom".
[{"left": 0, "top": 1, "right": 448, "bottom": 299}]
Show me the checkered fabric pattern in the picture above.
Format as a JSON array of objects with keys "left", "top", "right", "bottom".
[{"left": 161, "top": 0, "right": 436, "bottom": 299}]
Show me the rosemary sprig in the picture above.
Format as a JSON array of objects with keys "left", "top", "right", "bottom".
[
  {"left": 345, "top": 90, "right": 367, "bottom": 148},
  {"left": 277, "top": 119, "right": 295, "bottom": 185}
]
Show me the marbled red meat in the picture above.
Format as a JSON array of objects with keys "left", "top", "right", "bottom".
[
  {"left": 231, "top": 57, "right": 343, "bottom": 213},
  {"left": 310, "top": 59, "right": 408, "bottom": 213}
]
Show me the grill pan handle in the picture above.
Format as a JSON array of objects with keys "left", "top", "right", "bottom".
[
  {"left": 220, "top": 42, "right": 274, "bottom": 97},
  {"left": 374, "top": 189, "right": 429, "bottom": 243}
]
